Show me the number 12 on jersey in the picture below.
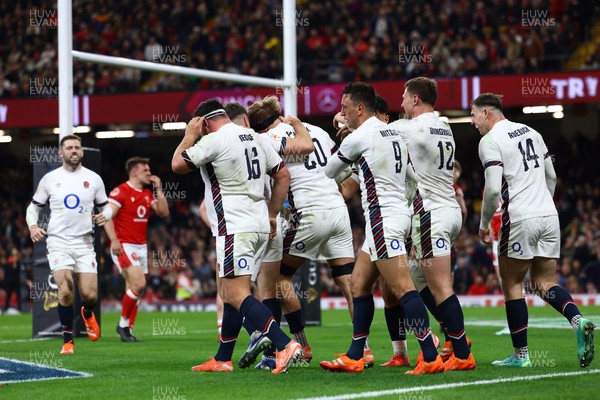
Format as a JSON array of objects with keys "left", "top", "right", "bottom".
[{"left": 437, "top": 141, "right": 454, "bottom": 170}]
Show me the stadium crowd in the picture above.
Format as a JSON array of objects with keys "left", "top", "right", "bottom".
[
  {"left": 0, "top": 125, "right": 599, "bottom": 311},
  {"left": 0, "top": 0, "right": 598, "bottom": 98}
]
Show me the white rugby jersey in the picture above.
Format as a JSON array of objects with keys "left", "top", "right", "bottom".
[
  {"left": 182, "top": 122, "right": 284, "bottom": 236},
  {"left": 267, "top": 121, "right": 346, "bottom": 214},
  {"left": 32, "top": 166, "right": 109, "bottom": 248},
  {"left": 389, "top": 112, "right": 459, "bottom": 211},
  {"left": 329, "top": 116, "right": 412, "bottom": 221},
  {"left": 478, "top": 119, "right": 557, "bottom": 223}
]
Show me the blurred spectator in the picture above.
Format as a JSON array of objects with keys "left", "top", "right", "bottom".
[
  {"left": 2, "top": 248, "right": 21, "bottom": 313},
  {"left": 468, "top": 274, "right": 488, "bottom": 295},
  {"left": 175, "top": 268, "right": 196, "bottom": 301}
]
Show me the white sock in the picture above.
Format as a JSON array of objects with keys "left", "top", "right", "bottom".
[
  {"left": 513, "top": 346, "right": 528, "bottom": 361},
  {"left": 119, "top": 316, "right": 129, "bottom": 328},
  {"left": 364, "top": 336, "right": 370, "bottom": 350},
  {"left": 570, "top": 315, "right": 582, "bottom": 333},
  {"left": 392, "top": 340, "right": 408, "bottom": 356},
  {"left": 217, "top": 318, "right": 223, "bottom": 335}
]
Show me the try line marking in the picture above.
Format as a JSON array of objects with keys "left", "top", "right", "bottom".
[{"left": 295, "top": 369, "right": 600, "bottom": 400}]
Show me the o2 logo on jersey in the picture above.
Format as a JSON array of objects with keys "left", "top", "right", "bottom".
[
  {"left": 238, "top": 258, "right": 249, "bottom": 270},
  {"left": 436, "top": 238, "right": 447, "bottom": 250},
  {"left": 512, "top": 242, "right": 523, "bottom": 256},
  {"left": 137, "top": 205, "right": 147, "bottom": 218},
  {"left": 390, "top": 239, "right": 402, "bottom": 251},
  {"left": 63, "top": 194, "right": 83, "bottom": 214},
  {"left": 295, "top": 242, "right": 305, "bottom": 251}
]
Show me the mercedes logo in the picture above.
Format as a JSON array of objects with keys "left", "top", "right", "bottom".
[{"left": 317, "top": 88, "right": 339, "bottom": 113}]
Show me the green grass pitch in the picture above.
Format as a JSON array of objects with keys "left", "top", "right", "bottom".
[{"left": 0, "top": 306, "right": 598, "bottom": 399}]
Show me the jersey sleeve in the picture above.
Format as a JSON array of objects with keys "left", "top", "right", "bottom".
[
  {"left": 259, "top": 135, "right": 285, "bottom": 176},
  {"left": 534, "top": 130, "right": 550, "bottom": 159},
  {"left": 108, "top": 185, "right": 126, "bottom": 208},
  {"left": 478, "top": 135, "right": 503, "bottom": 169},
  {"left": 31, "top": 175, "right": 49, "bottom": 207},
  {"left": 181, "top": 134, "right": 221, "bottom": 169},
  {"left": 94, "top": 174, "right": 109, "bottom": 207},
  {"left": 336, "top": 130, "right": 364, "bottom": 165},
  {"left": 325, "top": 130, "right": 364, "bottom": 179}
]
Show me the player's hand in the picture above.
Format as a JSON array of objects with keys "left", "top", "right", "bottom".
[
  {"left": 269, "top": 217, "right": 277, "bottom": 240},
  {"left": 93, "top": 213, "right": 108, "bottom": 226},
  {"left": 110, "top": 239, "right": 122, "bottom": 256},
  {"left": 479, "top": 228, "right": 493, "bottom": 244},
  {"left": 29, "top": 225, "right": 47, "bottom": 243},
  {"left": 333, "top": 112, "right": 345, "bottom": 129},
  {"left": 185, "top": 116, "right": 205, "bottom": 140},
  {"left": 149, "top": 175, "right": 161, "bottom": 190},
  {"left": 336, "top": 125, "right": 353, "bottom": 141},
  {"left": 280, "top": 115, "right": 301, "bottom": 126}
]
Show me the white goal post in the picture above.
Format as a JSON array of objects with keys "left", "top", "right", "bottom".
[{"left": 57, "top": 0, "right": 298, "bottom": 141}]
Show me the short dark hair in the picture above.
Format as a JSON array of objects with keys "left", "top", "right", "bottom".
[
  {"left": 59, "top": 134, "right": 82, "bottom": 148},
  {"left": 125, "top": 157, "right": 150, "bottom": 174},
  {"left": 374, "top": 94, "right": 389, "bottom": 115},
  {"left": 405, "top": 77, "right": 438, "bottom": 107},
  {"left": 224, "top": 102, "right": 248, "bottom": 121},
  {"left": 194, "top": 99, "right": 227, "bottom": 119},
  {"left": 471, "top": 93, "right": 504, "bottom": 112},
  {"left": 341, "top": 82, "right": 376, "bottom": 112}
]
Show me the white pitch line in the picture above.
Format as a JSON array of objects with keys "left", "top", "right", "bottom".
[
  {"left": 0, "top": 338, "right": 51, "bottom": 344},
  {"left": 295, "top": 369, "right": 600, "bottom": 400}
]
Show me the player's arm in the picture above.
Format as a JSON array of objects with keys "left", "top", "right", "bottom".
[
  {"left": 92, "top": 177, "right": 112, "bottom": 226},
  {"left": 261, "top": 136, "right": 290, "bottom": 239},
  {"left": 405, "top": 158, "right": 418, "bottom": 204},
  {"left": 544, "top": 153, "right": 557, "bottom": 197},
  {"left": 478, "top": 138, "right": 503, "bottom": 243},
  {"left": 325, "top": 136, "right": 359, "bottom": 180},
  {"left": 172, "top": 117, "right": 205, "bottom": 174},
  {"left": 149, "top": 175, "right": 169, "bottom": 218},
  {"left": 102, "top": 203, "right": 122, "bottom": 255},
  {"left": 480, "top": 167, "right": 501, "bottom": 236},
  {"left": 479, "top": 166, "right": 502, "bottom": 244},
  {"left": 278, "top": 116, "right": 314, "bottom": 155},
  {"left": 268, "top": 165, "right": 290, "bottom": 239},
  {"left": 339, "top": 175, "right": 359, "bottom": 201},
  {"left": 26, "top": 202, "right": 46, "bottom": 242},
  {"left": 27, "top": 177, "right": 50, "bottom": 242},
  {"left": 198, "top": 199, "right": 210, "bottom": 227},
  {"left": 455, "top": 185, "right": 468, "bottom": 226}
]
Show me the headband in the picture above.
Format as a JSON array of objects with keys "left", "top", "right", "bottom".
[
  {"left": 251, "top": 113, "right": 280, "bottom": 132},
  {"left": 201, "top": 109, "right": 227, "bottom": 119}
]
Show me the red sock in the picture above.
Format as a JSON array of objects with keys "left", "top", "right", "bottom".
[
  {"left": 122, "top": 289, "right": 139, "bottom": 320},
  {"left": 129, "top": 299, "right": 140, "bottom": 330}
]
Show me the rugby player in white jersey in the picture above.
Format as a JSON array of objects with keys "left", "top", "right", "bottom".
[
  {"left": 222, "top": 100, "right": 315, "bottom": 370},
  {"left": 389, "top": 77, "right": 475, "bottom": 371},
  {"left": 27, "top": 135, "right": 112, "bottom": 354},
  {"left": 472, "top": 92, "right": 595, "bottom": 368},
  {"left": 320, "top": 82, "right": 443, "bottom": 374},
  {"left": 336, "top": 94, "right": 412, "bottom": 368},
  {"left": 172, "top": 99, "right": 301, "bottom": 374},
  {"left": 246, "top": 96, "right": 358, "bottom": 368}
]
